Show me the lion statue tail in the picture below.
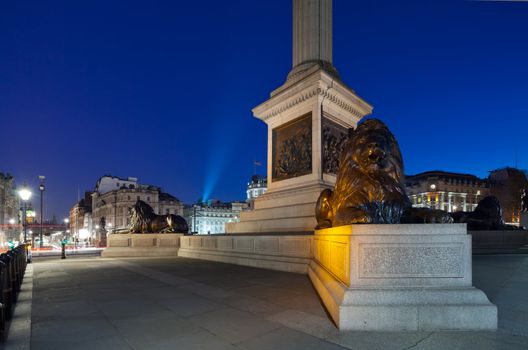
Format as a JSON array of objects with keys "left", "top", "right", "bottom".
[{"left": 315, "top": 188, "right": 334, "bottom": 229}]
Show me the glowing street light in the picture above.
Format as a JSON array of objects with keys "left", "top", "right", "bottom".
[
  {"left": 8, "top": 218, "right": 15, "bottom": 225},
  {"left": 63, "top": 218, "right": 70, "bottom": 241},
  {"left": 18, "top": 184, "right": 32, "bottom": 242},
  {"left": 18, "top": 187, "right": 31, "bottom": 201}
]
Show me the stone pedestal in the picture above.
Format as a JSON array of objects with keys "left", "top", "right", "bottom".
[
  {"left": 226, "top": 0, "right": 372, "bottom": 234},
  {"left": 101, "top": 233, "right": 182, "bottom": 258},
  {"left": 308, "top": 224, "right": 497, "bottom": 330},
  {"left": 226, "top": 69, "right": 372, "bottom": 234}
]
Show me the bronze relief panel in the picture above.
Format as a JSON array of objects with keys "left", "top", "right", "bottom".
[
  {"left": 322, "top": 117, "right": 348, "bottom": 175},
  {"left": 272, "top": 113, "right": 312, "bottom": 181}
]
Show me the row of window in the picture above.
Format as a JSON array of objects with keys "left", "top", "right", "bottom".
[
  {"left": 196, "top": 220, "right": 226, "bottom": 226},
  {"left": 96, "top": 206, "right": 178, "bottom": 216},
  {"left": 412, "top": 195, "right": 479, "bottom": 205},
  {"left": 198, "top": 213, "right": 234, "bottom": 218},
  {"left": 114, "top": 195, "right": 151, "bottom": 202}
]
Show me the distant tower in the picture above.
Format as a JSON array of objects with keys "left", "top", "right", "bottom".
[
  {"left": 227, "top": 0, "right": 372, "bottom": 233},
  {"left": 246, "top": 175, "right": 268, "bottom": 208}
]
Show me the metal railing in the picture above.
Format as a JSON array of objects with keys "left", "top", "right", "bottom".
[{"left": 0, "top": 245, "right": 28, "bottom": 341}]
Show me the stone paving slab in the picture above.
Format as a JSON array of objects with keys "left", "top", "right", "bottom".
[{"left": 14, "top": 255, "right": 528, "bottom": 349}]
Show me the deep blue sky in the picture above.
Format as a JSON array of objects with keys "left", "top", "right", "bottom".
[{"left": 1, "top": 0, "right": 527, "bottom": 220}]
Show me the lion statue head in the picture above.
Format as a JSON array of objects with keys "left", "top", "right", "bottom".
[
  {"left": 341, "top": 119, "right": 405, "bottom": 183},
  {"left": 129, "top": 200, "right": 154, "bottom": 233},
  {"left": 316, "top": 119, "right": 410, "bottom": 228},
  {"left": 316, "top": 119, "right": 452, "bottom": 228}
]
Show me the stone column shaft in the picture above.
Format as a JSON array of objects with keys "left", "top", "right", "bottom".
[{"left": 292, "top": 0, "right": 332, "bottom": 68}]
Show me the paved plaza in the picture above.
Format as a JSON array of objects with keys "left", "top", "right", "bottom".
[{"left": 6, "top": 254, "right": 528, "bottom": 350}]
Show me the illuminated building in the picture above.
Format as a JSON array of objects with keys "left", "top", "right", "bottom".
[
  {"left": 90, "top": 175, "right": 183, "bottom": 234},
  {"left": 185, "top": 199, "right": 248, "bottom": 234},
  {"left": 93, "top": 175, "right": 139, "bottom": 194},
  {"left": 405, "top": 171, "right": 490, "bottom": 212},
  {"left": 69, "top": 192, "right": 92, "bottom": 242},
  {"left": 70, "top": 176, "right": 183, "bottom": 245},
  {"left": 246, "top": 175, "right": 267, "bottom": 208}
]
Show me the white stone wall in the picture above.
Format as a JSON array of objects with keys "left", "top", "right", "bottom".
[
  {"left": 179, "top": 234, "right": 312, "bottom": 274},
  {"left": 102, "top": 233, "right": 182, "bottom": 257}
]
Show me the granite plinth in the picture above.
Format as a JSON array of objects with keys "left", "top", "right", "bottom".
[
  {"left": 178, "top": 234, "right": 312, "bottom": 274},
  {"left": 101, "top": 233, "right": 182, "bottom": 258},
  {"left": 308, "top": 224, "right": 497, "bottom": 331}
]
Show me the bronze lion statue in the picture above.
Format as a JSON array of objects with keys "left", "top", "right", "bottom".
[
  {"left": 127, "top": 200, "right": 188, "bottom": 233},
  {"left": 316, "top": 119, "right": 452, "bottom": 228},
  {"left": 451, "top": 196, "right": 523, "bottom": 230}
]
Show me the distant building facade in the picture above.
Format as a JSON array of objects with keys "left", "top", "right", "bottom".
[
  {"left": 405, "top": 171, "right": 490, "bottom": 213},
  {"left": 89, "top": 176, "right": 183, "bottom": 243},
  {"left": 184, "top": 199, "right": 248, "bottom": 234},
  {"left": 69, "top": 192, "right": 93, "bottom": 243},
  {"left": 246, "top": 175, "right": 267, "bottom": 208},
  {"left": 94, "top": 176, "right": 139, "bottom": 195},
  {"left": 0, "top": 173, "right": 20, "bottom": 242}
]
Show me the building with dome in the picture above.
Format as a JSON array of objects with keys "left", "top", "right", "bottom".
[{"left": 246, "top": 175, "right": 267, "bottom": 208}]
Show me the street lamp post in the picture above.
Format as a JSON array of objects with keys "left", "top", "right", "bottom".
[
  {"left": 114, "top": 193, "right": 117, "bottom": 233},
  {"left": 193, "top": 205, "right": 196, "bottom": 233},
  {"left": 63, "top": 217, "right": 70, "bottom": 258},
  {"left": 18, "top": 185, "right": 32, "bottom": 243},
  {"left": 64, "top": 218, "right": 70, "bottom": 239},
  {"left": 39, "top": 175, "right": 45, "bottom": 248}
]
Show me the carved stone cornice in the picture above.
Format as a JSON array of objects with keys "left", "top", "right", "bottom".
[
  {"left": 253, "top": 69, "right": 373, "bottom": 123},
  {"left": 256, "top": 86, "right": 367, "bottom": 122}
]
